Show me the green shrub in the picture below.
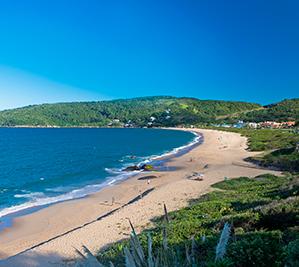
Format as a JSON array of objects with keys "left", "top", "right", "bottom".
[
  {"left": 227, "top": 231, "right": 284, "bottom": 267},
  {"left": 256, "top": 197, "right": 299, "bottom": 230},
  {"left": 285, "top": 239, "right": 299, "bottom": 267},
  {"left": 257, "top": 147, "right": 299, "bottom": 172}
]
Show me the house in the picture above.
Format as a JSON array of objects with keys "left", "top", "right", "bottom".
[
  {"left": 258, "top": 121, "right": 296, "bottom": 129},
  {"left": 259, "top": 121, "right": 281, "bottom": 128},
  {"left": 124, "top": 120, "right": 134, "bottom": 128},
  {"left": 108, "top": 118, "right": 123, "bottom": 127},
  {"left": 247, "top": 122, "right": 258, "bottom": 129},
  {"left": 124, "top": 123, "right": 134, "bottom": 128},
  {"left": 233, "top": 120, "right": 245, "bottom": 128},
  {"left": 280, "top": 121, "right": 296, "bottom": 128}
]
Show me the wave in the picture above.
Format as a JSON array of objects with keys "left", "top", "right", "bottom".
[
  {"left": 0, "top": 130, "right": 201, "bottom": 219},
  {"left": 0, "top": 171, "right": 141, "bottom": 219}
]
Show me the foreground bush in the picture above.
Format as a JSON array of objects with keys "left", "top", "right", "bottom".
[{"left": 227, "top": 231, "right": 284, "bottom": 267}]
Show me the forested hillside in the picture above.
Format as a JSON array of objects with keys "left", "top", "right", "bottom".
[
  {"left": 0, "top": 97, "right": 297, "bottom": 127},
  {"left": 0, "top": 96, "right": 261, "bottom": 127},
  {"left": 238, "top": 98, "right": 299, "bottom": 122}
]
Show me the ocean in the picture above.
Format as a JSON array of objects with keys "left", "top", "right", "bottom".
[{"left": 0, "top": 128, "right": 199, "bottom": 220}]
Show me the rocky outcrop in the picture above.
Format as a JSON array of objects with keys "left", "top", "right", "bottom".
[{"left": 123, "top": 164, "right": 154, "bottom": 172}]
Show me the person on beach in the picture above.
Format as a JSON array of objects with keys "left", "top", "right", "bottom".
[{"left": 147, "top": 179, "right": 151, "bottom": 185}]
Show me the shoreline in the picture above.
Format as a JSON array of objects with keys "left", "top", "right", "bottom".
[
  {"left": 0, "top": 128, "right": 201, "bottom": 227},
  {"left": 0, "top": 128, "right": 281, "bottom": 266}
]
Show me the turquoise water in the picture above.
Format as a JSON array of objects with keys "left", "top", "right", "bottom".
[{"left": 0, "top": 128, "right": 199, "bottom": 219}]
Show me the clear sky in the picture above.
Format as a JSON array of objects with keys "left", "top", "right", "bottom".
[{"left": 0, "top": 0, "right": 298, "bottom": 110}]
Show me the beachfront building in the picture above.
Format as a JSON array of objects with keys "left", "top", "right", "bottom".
[
  {"left": 258, "top": 121, "right": 280, "bottom": 128},
  {"left": 247, "top": 122, "right": 258, "bottom": 129},
  {"left": 233, "top": 120, "right": 245, "bottom": 128},
  {"left": 280, "top": 121, "right": 296, "bottom": 128},
  {"left": 108, "top": 118, "right": 124, "bottom": 127},
  {"left": 258, "top": 121, "right": 296, "bottom": 129}
]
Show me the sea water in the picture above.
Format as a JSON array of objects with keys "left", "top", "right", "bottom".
[{"left": 0, "top": 128, "right": 199, "bottom": 219}]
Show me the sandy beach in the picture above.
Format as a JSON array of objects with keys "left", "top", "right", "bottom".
[{"left": 0, "top": 128, "right": 281, "bottom": 266}]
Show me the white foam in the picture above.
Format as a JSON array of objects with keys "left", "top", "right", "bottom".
[{"left": 14, "top": 192, "right": 45, "bottom": 199}]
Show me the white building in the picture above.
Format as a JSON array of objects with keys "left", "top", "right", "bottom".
[{"left": 247, "top": 122, "right": 258, "bottom": 129}]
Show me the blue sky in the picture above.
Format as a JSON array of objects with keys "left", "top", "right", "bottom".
[{"left": 0, "top": 0, "right": 298, "bottom": 110}]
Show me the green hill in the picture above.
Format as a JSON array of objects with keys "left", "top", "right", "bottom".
[
  {"left": 0, "top": 96, "right": 261, "bottom": 127},
  {"left": 238, "top": 98, "right": 299, "bottom": 122}
]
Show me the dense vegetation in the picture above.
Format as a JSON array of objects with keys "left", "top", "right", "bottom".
[
  {"left": 93, "top": 174, "right": 299, "bottom": 266},
  {"left": 239, "top": 99, "right": 299, "bottom": 123},
  {"left": 0, "top": 96, "right": 262, "bottom": 127}
]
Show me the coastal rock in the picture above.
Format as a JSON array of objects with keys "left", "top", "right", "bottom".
[
  {"left": 123, "top": 164, "right": 155, "bottom": 172},
  {"left": 123, "top": 165, "right": 140, "bottom": 171},
  {"left": 140, "top": 164, "right": 154, "bottom": 171}
]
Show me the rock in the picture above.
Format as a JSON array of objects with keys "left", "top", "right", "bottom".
[
  {"left": 122, "top": 164, "right": 155, "bottom": 172},
  {"left": 140, "top": 164, "right": 154, "bottom": 171},
  {"left": 123, "top": 165, "right": 140, "bottom": 171}
]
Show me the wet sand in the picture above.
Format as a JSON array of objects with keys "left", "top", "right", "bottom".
[{"left": 0, "top": 128, "right": 281, "bottom": 266}]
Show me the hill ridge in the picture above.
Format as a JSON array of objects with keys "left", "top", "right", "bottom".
[{"left": 0, "top": 96, "right": 297, "bottom": 127}]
